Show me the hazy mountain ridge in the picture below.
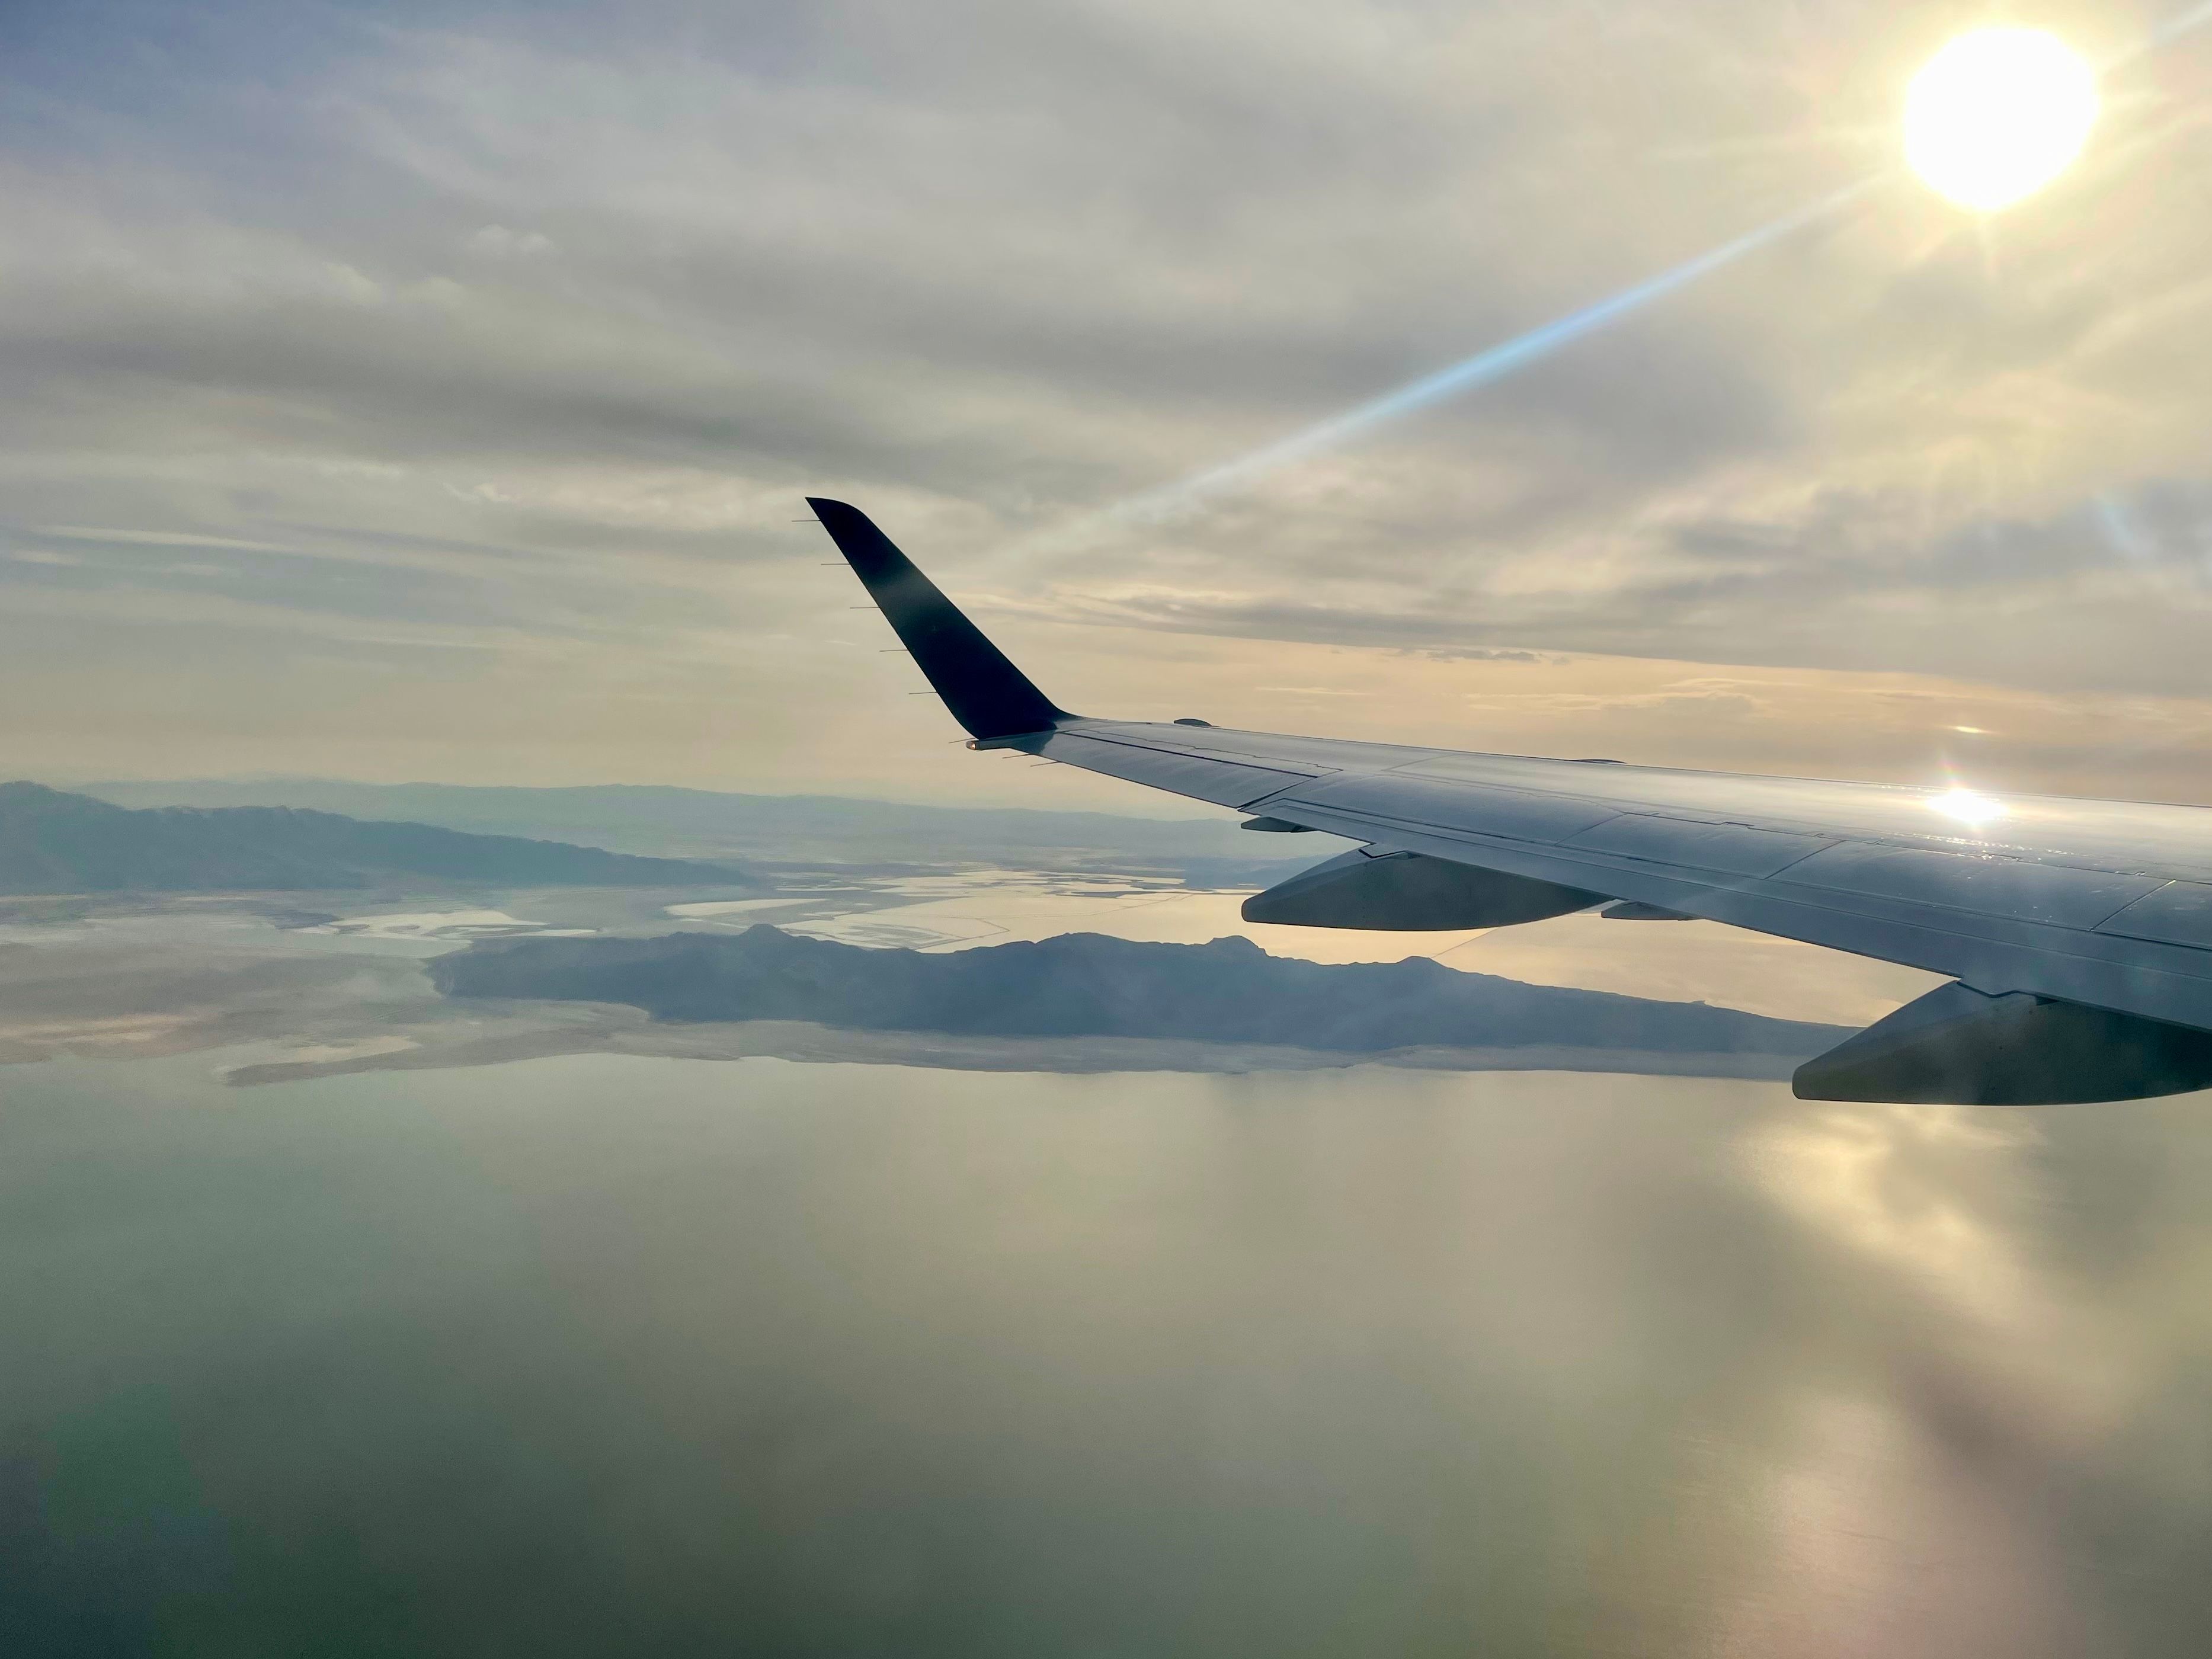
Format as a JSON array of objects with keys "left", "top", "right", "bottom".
[
  {"left": 84, "top": 779, "right": 1337, "bottom": 873},
  {"left": 434, "top": 925, "right": 1846, "bottom": 1057},
  {"left": 0, "top": 782, "right": 752, "bottom": 894}
]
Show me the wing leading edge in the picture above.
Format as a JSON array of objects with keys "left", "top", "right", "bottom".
[{"left": 811, "top": 498, "right": 2212, "bottom": 1104}]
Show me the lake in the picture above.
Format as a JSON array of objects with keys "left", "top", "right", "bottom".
[{"left": 5, "top": 1053, "right": 2212, "bottom": 1655}]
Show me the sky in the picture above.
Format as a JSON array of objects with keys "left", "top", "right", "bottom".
[{"left": 5, "top": 0, "right": 2212, "bottom": 808}]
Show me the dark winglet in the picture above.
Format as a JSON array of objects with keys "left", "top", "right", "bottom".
[{"left": 808, "top": 498, "right": 1071, "bottom": 741}]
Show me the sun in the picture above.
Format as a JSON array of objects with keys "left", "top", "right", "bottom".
[{"left": 1904, "top": 28, "right": 2099, "bottom": 212}]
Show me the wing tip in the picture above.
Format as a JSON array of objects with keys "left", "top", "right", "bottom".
[{"left": 805, "top": 497, "right": 1070, "bottom": 740}]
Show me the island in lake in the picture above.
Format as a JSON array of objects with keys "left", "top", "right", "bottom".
[{"left": 428, "top": 924, "right": 1846, "bottom": 1071}]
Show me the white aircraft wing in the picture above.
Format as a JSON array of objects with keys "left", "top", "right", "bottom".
[{"left": 811, "top": 497, "right": 2212, "bottom": 1105}]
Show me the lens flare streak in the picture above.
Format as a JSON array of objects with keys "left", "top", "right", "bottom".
[
  {"left": 1114, "top": 180, "right": 1880, "bottom": 524},
  {"left": 2093, "top": 494, "right": 2157, "bottom": 563},
  {"left": 2143, "top": 0, "right": 2212, "bottom": 52}
]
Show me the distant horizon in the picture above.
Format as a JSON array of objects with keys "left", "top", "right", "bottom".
[
  {"left": 49, "top": 773, "right": 1225, "bottom": 823},
  {"left": 37, "top": 744, "right": 2212, "bottom": 819}
]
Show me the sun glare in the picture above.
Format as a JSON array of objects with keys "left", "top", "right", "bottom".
[
  {"left": 1929, "top": 787, "right": 2007, "bottom": 828},
  {"left": 1904, "top": 28, "right": 2099, "bottom": 212}
]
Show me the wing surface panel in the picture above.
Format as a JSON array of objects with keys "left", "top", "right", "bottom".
[
  {"left": 2099, "top": 882, "right": 2212, "bottom": 950},
  {"left": 1562, "top": 816, "right": 1837, "bottom": 879},
  {"left": 1283, "top": 771, "right": 1627, "bottom": 845},
  {"left": 1778, "top": 845, "right": 2161, "bottom": 929},
  {"left": 1030, "top": 729, "right": 1321, "bottom": 811}
]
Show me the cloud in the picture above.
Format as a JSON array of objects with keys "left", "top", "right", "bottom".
[
  {"left": 5, "top": 0, "right": 2212, "bottom": 792},
  {"left": 464, "top": 224, "right": 555, "bottom": 260}
]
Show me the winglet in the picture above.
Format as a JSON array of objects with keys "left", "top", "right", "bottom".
[{"left": 809, "top": 498, "right": 1071, "bottom": 741}]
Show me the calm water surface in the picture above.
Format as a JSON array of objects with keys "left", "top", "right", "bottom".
[{"left": 5, "top": 1055, "right": 2212, "bottom": 1655}]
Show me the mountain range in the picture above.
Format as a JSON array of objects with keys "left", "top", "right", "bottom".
[
  {"left": 82, "top": 779, "right": 1333, "bottom": 875},
  {"left": 0, "top": 782, "right": 750, "bottom": 894},
  {"left": 433, "top": 925, "right": 1846, "bottom": 1059}
]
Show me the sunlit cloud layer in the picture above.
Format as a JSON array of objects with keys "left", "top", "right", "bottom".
[{"left": 4, "top": 0, "right": 2212, "bottom": 799}]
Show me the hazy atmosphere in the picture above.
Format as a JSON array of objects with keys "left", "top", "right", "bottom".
[
  {"left": 12, "top": 2, "right": 2212, "bottom": 1654},
  {"left": 7, "top": 1, "right": 2212, "bottom": 800}
]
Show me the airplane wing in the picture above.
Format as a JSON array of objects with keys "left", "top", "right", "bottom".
[{"left": 811, "top": 497, "right": 2212, "bottom": 1105}]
